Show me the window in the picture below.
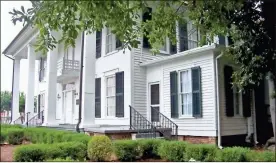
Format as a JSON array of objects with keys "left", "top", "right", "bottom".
[
  {"left": 179, "top": 70, "right": 193, "bottom": 116},
  {"left": 39, "top": 58, "right": 47, "bottom": 82},
  {"left": 179, "top": 21, "right": 199, "bottom": 52},
  {"left": 233, "top": 86, "right": 243, "bottom": 116},
  {"left": 106, "top": 28, "right": 122, "bottom": 54},
  {"left": 40, "top": 93, "right": 45, "bottom": 110},
  {"left": 106, "top": 75, "right": 116, "bottom": 116}
]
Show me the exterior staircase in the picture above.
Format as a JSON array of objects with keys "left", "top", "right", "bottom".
[{"left": 129, "top": 105, "right": 178, "bottom": 140}]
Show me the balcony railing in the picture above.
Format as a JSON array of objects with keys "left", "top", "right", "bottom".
[{"left": 57, "top": 58, "right": 80, "bottom": 75}]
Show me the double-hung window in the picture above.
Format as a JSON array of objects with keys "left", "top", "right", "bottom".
[
  {"left": 106, "top": 75, "right": 116, "bottom": 117},
  {"left": 179, "top": 21, "right": 199, "bottom": 52},
  {"left": 233, "top": 85, "right": 243, "bottom": 116},
  {"left": 106, "top": 28, "right": 122, "bottom": 54},
  {"left": 179, "top": 70, "right": 193, "bottom": 116}
]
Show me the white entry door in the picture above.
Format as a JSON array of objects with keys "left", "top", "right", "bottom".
[{"left": 64, "top": 91, "right": 73, "bottom": 124}]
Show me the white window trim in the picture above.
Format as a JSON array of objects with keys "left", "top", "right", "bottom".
[
  {"left": 105, "top": 28, "right": 122, "bottom": 56},
  {"left": 105, "top": 74, "right": 116, "bottom": 118},
  {"left": 148, "top": 82, "right": 160, "bottom": 121},
  {"left": 178, "top": 69, "right": 193, "bottom": 118}
]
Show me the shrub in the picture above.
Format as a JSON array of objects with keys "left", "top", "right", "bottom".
[
  {"left": 87, "top": 135, "right": 112, "bottom": 161},
  {"left": 55, "top": 142, "right": 87, "bottom": 161},
  {"left": 7, "top": 129, "right": 24, "bottom": 145},
  {"left": 1, "top": 124, "right": 22, "bottom": 129},
  {"left": 46, "top": 157, "right": 75, "bottom": 162},
  {"left": 185, "top": 144, "right": 218, "bottom": 161},
  {"left": 158, "top": 141, "right": 187, "bottom": 162},
  {"left": 216, "top": 147, "right": 250, "bottom": 162},
  {"left": 0, "top": 130, "right": 8, "bottom": 143},
  {"left": 137, "top": 139, "right": 165, "bottom": 158},
  {"left": 13, "top": 144, "right": 48, "bottom": 162},
  {"left": 113, "top": 140, "right": 141, "bottom": 161}
]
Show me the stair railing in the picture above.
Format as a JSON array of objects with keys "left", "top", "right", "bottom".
[
  {"left": 27, "top": 110, "right": 44, "bottom": 127},
  {"left": 13, "top": 113, "right": 27, "bottom": 125},
  {"left": 151, "top": 106, "right": 178, "bottom": 139},
  {"left": 129, "top": 105, "right": 156, "bottom": 138}
]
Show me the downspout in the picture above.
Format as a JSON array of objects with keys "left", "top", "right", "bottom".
[
  {"left": 76, "top": 31, "right": 85, "bottom": 133},
  {"left": 3, "top": 54, "right": 15, "bottom": 123},
  {"left": 215, "top": 53, "right": 224, "bottom": 149}
]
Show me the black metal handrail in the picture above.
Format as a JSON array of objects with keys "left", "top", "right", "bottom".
[
  {"left": 27, "top": 110, "right": 44, "bottom": 127},
  {"left": 129, "top": 105, "right": 156, "bottom": 138},
  {"left": 151, "top": 106, "right": 178, "bottom": 139},
  {"left": 13, "top": 113, "right": 27, "bottom": 125}
]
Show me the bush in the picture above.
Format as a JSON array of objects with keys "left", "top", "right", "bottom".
[
  {"left": 46, "top": 157, "right": 75, "bottom": 162},
  {"left": 246, "top": 151, "right": 276, "bottom": 162},
  {"left": 54, "top": 142, "right": 87, "bottom": 161},
  {"left": 185, "top": 144, "right": 218, "bottom": 161},
  {"left": 7, "top": 129, "right": 24, "bottom": 145},
  {"left": 113, "top": 140, "right": 141, "bottom": 161},
  {"left": 87, "top": 135, "right": 112, "bottom": 161},
  {"left": 13, "top": 144, "right": 48, "bottom": 162},
  {"left": 0, "top": 130, "right": 8, "bottom": 143},
  {"left": 1, "top": 124, "right": 22, "bottom": 129},
  {"left": 158, "top": 141, "right": 187, "bottom": 162},
  {"left": 216, "top": 147, "right": 250, "bottom": 162},
  {"left": 137, "top": 139, "right": 165, "bottom": 158}
]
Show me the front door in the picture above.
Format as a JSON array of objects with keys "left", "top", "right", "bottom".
[
  {"left": 64, "top": 91, "right": 73, "bottom": 124},
  {"left": 150, "top": 83, "right": 160, "bottom": 124}
]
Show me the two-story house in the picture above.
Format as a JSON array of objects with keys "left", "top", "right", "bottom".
[{"left": 3, "top": 7, "right": 274, "bottom": 147}]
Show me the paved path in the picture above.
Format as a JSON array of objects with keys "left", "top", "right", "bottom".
[{"left": 0, "top": 145, "right": 16, "bottom": 162}]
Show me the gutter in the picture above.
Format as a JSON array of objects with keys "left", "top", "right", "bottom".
[
  {"left": 3, "top": 54, "right": 15, "bottom": 123},
  {"left": 215, "top": 53, "right": 224, "bottom": 149}
]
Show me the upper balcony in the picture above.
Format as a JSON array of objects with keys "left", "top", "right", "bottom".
[{"left": 57, "top": 57, "right": 80, "bottom": 83}]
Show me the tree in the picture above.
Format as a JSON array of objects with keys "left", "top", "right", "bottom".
[
  {"left": 9, "top": 0, "right": 276, "bottom": 139},
  {"left": 1, "top": 91, "right": 12, "bottom": 111},
  {"left": 19, "top": 92, "right": 25, "bottom": 113}
]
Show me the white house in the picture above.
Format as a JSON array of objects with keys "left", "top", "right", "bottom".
[{"left": 3, "top": 8, "right": 274, "bottom": 147}]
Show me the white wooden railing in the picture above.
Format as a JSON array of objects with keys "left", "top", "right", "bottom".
[{"left": 57, "top": 58, "right": 80, "bottom": 75}]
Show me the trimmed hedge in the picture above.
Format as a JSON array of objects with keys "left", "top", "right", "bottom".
[
  {"left": 158, "top": 140, "right": 188, "bottom": 162},
  {"left": 215, "top": 147, "right": 250, "bottom": 162},
  {"left": 137, "top": 138, "right": 165, "bottom": 159},
  {"left": 13, "top": 142, "right": 87, "bottom": 162},
  {"left": 7, "top": 129, "right": 24, "bottom": 145},
  {"left": 185, "top": 144, "right": 218, "bottom": 161},
  {"left": 0, "top": 130, "right": 8, "bottom": 143},
  {"left": 113, "top": 140, "right": 141, "bottom": 161},
  {"left": 87, "top": 135, "right": 113, "bottom": 161}
]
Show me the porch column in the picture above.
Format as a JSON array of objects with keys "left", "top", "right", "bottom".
[
  {"left": 24, "top": 45, "right": 36, "bottom": 123},
  {"left": 43, "top": 33, "right": 59, "bottom": 126},
  {"left": 80, "top": 32, "right": 96, "bottom": 128},
  {"left": 12, "top": 58, "right": 21, "bottom": 122}
]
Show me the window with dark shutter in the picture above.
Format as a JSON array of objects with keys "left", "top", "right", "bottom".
[
  {"left": 142, "top": 7, "right": 152, "bottom": 48},
  {"left": 218, "top": 35, "right": 226, "bottom": 45},
  {"left": 115, "top": 71, "right": 124, "bottom": 117},
  {"left": 170, "top": 71, "right": 178, "bottom": 118},
  {"left": 192, "top": 67, "right": 202, "bottom": 117},
  {"left": 224, "top": 65, "right": 234, "bottom": 117},
  {"left": 242, "top": 89, "right": 251, "bottom": 117},
  {"left": 116, "top": 37, "right": 122, "bottom": 49},
  {"left": 170, "top": 41, "right": 177, "bottom": 54},
  {"left": 95, "top": 78, "right": 101, "bottom": 118},
  {"left": 39, "top": 58, "right": 43, "bottom": 82},
  {"left": 179, "top": 22, "right": 188, "bottom": 52},
  {"left": 96, "top": 31, "right": 102, "bottom": 58}
]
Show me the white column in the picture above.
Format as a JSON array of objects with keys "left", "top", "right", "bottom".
[
  {"left": 42, "top": 43, "right": 59, "bottom": 126},
  {"left": 12, "top": 58, "right": 21, "bottom": 122},
  {"left": 25, "top": 45, "right": 36, "bottom": 123},
  {"left": 80, "top": 32, "right": 97, "bottom": 128},
  {"left": 267, "top": 74, "right": 276, "bottom": 137}
]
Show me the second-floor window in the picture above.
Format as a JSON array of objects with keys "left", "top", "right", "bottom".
[
  {"left": 39, "top": 58, "right": 47, "bottom": 82},
  {"left": 106, "top": 28, "right": 122, "bottom": 54},
  {"left": 179, "top": 21, "right": 199, "bottom": 52}
]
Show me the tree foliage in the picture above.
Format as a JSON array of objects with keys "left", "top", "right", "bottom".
[
  {"left": 0, "top": 91, "right": 26, "bottom": 112},
  {"left": 9, "top": 0, "right": 276, "bottom": 92}
]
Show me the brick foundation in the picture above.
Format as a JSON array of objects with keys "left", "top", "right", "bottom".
[
  {"left": 177, "top": 135, "right": 217, "bottom": 144},
  {"left": 85, "top": 132, "right": 132, "bottom": 140}
]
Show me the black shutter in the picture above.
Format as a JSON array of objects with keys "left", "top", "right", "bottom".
[
  {"left": 179, "top": 22, "right": 188, "bottom": 52},
  {"left": 170, "top": 41, "right": 177, "bottom": 54},
  {"left": 38, "top": 94, "right": 41, "bottom": 118},
  {"left": 116, "top": 38, "right": 122, "bottom": 49},
  {"left": 218, "top": 35, "right": 226, "bottom": 45},
  {"left": 242, "top": 89, "right": 251, "bottom": 117},
  {"left": 224, "top": 65, "right": 234, "bottom": 117},
  {"left": 170, "top": 71, "right": 178, "bottom": 118},
  {"left": 96, "top": 31, "right": 102, "bottom": 58},
  {"left": 39, "top": 58, "right": 43, "bottom": 82},
  {"left": 142, "top": 7, "right": 152, "bottom": 48},
  {"left": 95, "top": 78, "right": 101, "bottom": 118},
  {"left": 116, "top": 71, "right": 124, "bottom": 117},
  {"left": 192, "top": 67, "right": 202, "bottom": 117}
]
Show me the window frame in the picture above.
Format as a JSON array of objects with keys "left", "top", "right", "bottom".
[
  {"left": 105, "top": 74, "right": 116, "bottom": 117},
  {"left": 105, "top": 28, "right": 122, "bottom": 56},
  {"left": 179, "top": 21, "right": 200, "bottom": 52},
  {"left": 178, "top": 69, "right": 193, "bottom": 118},
  {"left": 233, "top": 85, "right": 243, "bottom": 117}
]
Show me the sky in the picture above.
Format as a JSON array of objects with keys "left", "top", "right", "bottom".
[{"left": 1, "top": 1, "right": 32, "bottom": 93}]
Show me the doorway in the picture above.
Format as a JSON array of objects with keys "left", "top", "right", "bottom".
[
  {"left": 149, "top": 83, "right": 160, "bottom": 124},
  {"left": 63, "top": 90, "right": 74, "bottom": 124}
]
